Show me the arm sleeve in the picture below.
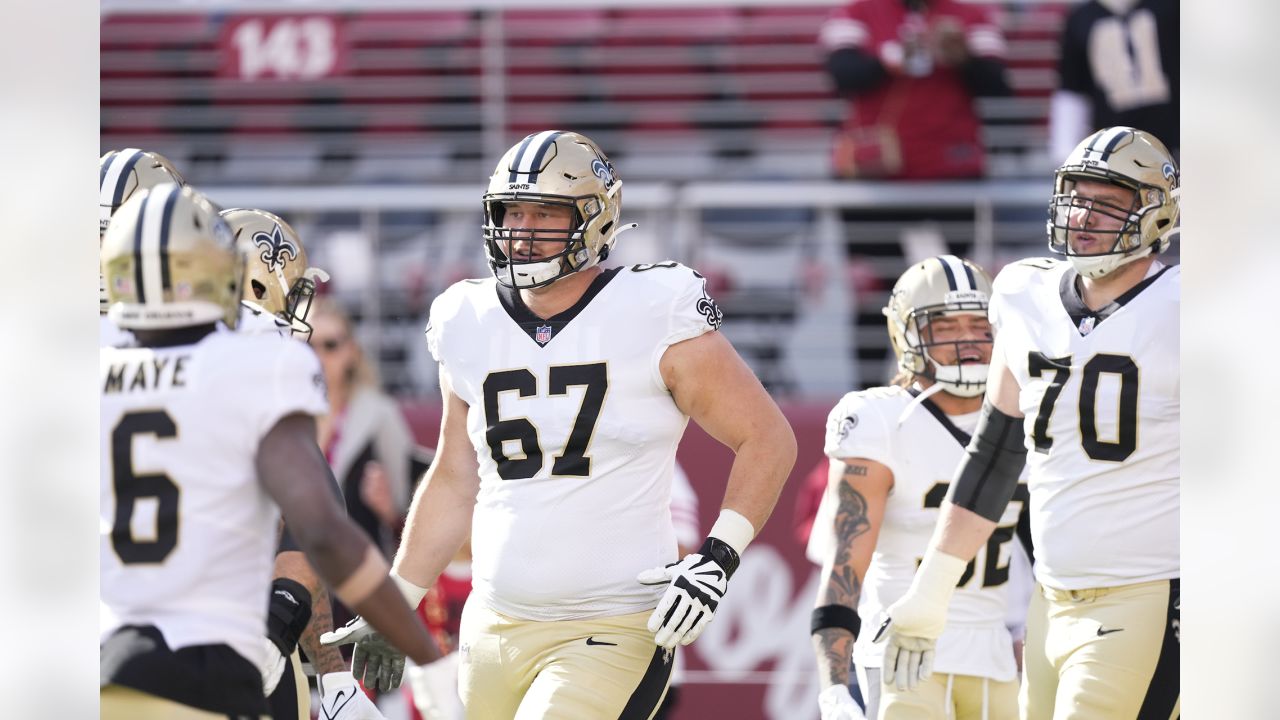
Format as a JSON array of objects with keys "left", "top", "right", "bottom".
[{"left": 945, "top": 401, "right": 1027, "bottom": 523}]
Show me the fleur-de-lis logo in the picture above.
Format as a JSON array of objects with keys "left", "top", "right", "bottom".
[
  {"left": 697, "top": 291, "right": 723, "bottom": 329},
  {"left": 252, "top": 224, "right": 298, "bottom": 273}
]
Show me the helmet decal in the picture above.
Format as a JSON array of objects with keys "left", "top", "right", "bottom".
[{"left": 252, "top": 224, "right": 299, "bottom": 273}]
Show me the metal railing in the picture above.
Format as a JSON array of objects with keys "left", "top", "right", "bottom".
[{"left": 203, "top": 179, "right": 1052, "bottom": 398}]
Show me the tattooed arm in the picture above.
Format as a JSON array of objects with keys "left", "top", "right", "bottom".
[
  {"left": 274, "top": 551, "right": 348, "bottom": 675},
  {"left": 812, "top": 458, "right": 894, "bottom": 690}
]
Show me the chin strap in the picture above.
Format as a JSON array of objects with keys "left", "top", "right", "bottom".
[{"left": 897, "top": 382, "right": 946, "bottom": 427}]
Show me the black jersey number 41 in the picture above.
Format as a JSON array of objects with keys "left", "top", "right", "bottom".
[{"left": 1028, "top": 351, "right": 1139, "bottom": 462}]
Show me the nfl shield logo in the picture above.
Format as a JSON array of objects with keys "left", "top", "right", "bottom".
[{"left": 535, "top": 325, "right": 553, "bottom": 344}]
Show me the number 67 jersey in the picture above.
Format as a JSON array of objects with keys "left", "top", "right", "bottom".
[
  {"left": 990, "top": 259, "right": 1179, "bottom": 591},
  {"left": 426, "top": 263, "right": 722, "bottom": 622}
]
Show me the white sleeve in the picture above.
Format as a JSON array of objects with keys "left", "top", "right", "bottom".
[
  {"left": 260, "top": 338, "right": 329, "bottom": 438},
  {"left": 662, "top": 265, "right": 722, "bottom": 349},
  {"left": 823, "top": 392, "right": 895, "bottom": 472}
]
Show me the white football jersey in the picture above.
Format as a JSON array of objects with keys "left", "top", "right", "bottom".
[
  {"left": 426, "top": 263, "right": 722, "bottom": 621},
  {"left": 990, "top": 259, "right": 1179, "bottom": 590},
  {"left": 100, "top": 331, "right": 327, "bottom": 667},
  {"left": 234, "top": 301, "right": 291, "bottom": 337},
  {"left": 823, "top": 386, "right": 1028, "bottom": 681},
  {"left": 100, "top": 314, "right": 135, "bottom": 348}
]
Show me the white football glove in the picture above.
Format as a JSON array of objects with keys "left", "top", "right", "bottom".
[
  {"left": 874, "top": 549, "right": 969, "bottom": 691},
  {"left": 260, "top": 636, "right": 287, "bottom": 696},
  {"left": 818, "top": 685, "right": 867, "bottom": 720},
  {"left": 637, "top": 538, "right": 739, "bottom": 650},
  {"left": 404, "top": 652, "right": 464, "bottom": 720},
  {"left": 321, "top": 616, "right": 406, "bottom": 692},
  {"left": 318, "top": 672, "right": 387, "bottom": 720}
]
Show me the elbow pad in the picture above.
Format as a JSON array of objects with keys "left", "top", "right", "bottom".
[
  {"left": 266, "top": 578, "right": 313, "bottom": 656},
  {"left": 947, "top": 401, "right": 1027, "bottom": 522}
]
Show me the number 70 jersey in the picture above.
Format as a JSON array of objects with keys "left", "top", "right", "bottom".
[
  {"left": 425, "top": 263, "right": 722, "bottom": 621},
  {"left": 990, "top": 259, "right": 1179, "bottom": 591}
]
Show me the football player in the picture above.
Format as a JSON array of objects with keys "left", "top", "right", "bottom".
[
  {"left": 222, "top": 207, "right": 329, "bottom": 341},
  {"left": 811, "top": 256, "right": 1029, "bottom": 720},
  {"left": 99, "top": 183, "right": 440, "bottom": 719},
  {"left": 98, "top": 148, "right": 184, "bottom": 348},
  {"left": 322, "top": 130, "right": 797, "bottom": 718},
  {"left": 876, "top": 127, "right": 1180, "bottom": 719},
  {"left": 220, "top": 207, "right": 386, "bottom": 720}
]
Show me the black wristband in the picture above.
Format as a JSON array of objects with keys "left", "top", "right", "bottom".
[
  {"left": 810, "top": 604, "right": 860, "bottom": 637},
  {"left": 699, "top": 537, "right": 741, "bottom": 580},
  {"left": 266, "top": 578, "right": 313, "bottom": 655}
]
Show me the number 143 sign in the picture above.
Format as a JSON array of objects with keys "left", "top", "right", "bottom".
[{"left": 219, "top": 15, "right": 347, "bottom": 81}]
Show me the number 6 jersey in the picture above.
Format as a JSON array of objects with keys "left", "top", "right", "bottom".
[
  {"left": 100, "top": 331, "right": 327, "bottom": 668},
  {"left": 426, "top": 263, "right": 721, "bottom": 622},
  {"left": 990, "top": 259, "right": 1179, "bottom": 591}
]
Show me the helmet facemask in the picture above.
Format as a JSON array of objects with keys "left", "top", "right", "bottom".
[
  {"left": 482, "top": 131, "right": 627, "bottom": 289},
  {"left": 1048, "top": 174, "right": 1162, "bottom": 278},
  {"left": 899, "top": 302, "right": 992, "bottom": 398},
  {"left": 482, "top": 194, "right": 610, "bottom": 290},
  {"left": 1047, "top": 127, "right": 1180, "bottom": 279}
]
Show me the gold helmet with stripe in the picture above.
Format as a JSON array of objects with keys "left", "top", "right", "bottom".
[
  {"left": 1048, "top": 126, "right": 1180, "bottom": 278},
  {"left": 482, "top": 130, "right": 632, "bottom": 289},
  {"left": 219, "top": 208, "right": 329, "bottom": 342},
  {"left": 883, "top": 255, "right": 994, "bottom": 398},
  {"left": 102, "top": 184, "right": 244, "bottom": 330},
  {"left": 99, "top": 149, "right": 186, "bottom": 313}
]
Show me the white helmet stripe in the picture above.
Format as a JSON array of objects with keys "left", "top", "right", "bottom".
[
  {"left": 100, "top": 147, "right": 144, "bottom": 222},
  {"left": 139, "top": 184, "right": 180, "bottom": 306},
  {"left": 937, "top": 255, "right": 973, "bottom": 291}
]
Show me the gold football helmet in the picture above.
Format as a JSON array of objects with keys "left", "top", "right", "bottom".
[
  {"left": 219, "top": 208, "right": 329, "bottom": 342},
  {"left": 1048, "top": 126, "right": 1180, "bottom": 278},
  {"left": 99, "top": 149, "right": 186, "bottom": 313},
  {"left": 883, "top": 255, "right": 994, "bottom": 398},
  {"left": 482, "top": 130, "right": 632, "bottom": 288},
  {"left": 101, "top": 184, "right": 243, "bottom": 330}
]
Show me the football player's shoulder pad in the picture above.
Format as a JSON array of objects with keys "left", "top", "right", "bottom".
[
  {"left": 824, "top": 385, "right": 910, "bottom": 460},
  {"left": 992, "top": 257, "right": 1064, "bottom": 297}
]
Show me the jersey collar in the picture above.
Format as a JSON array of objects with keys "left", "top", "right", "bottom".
[{"left": 496, "top": 267, "right": 622, "bottom": 347}]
